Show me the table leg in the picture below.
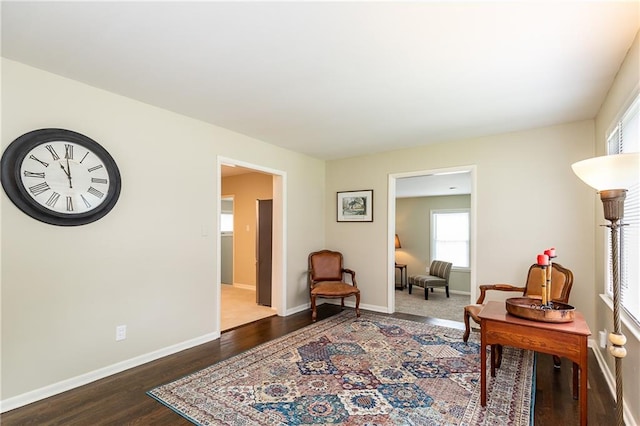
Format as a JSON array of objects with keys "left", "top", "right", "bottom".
[
  {"left": 572, "top": 362, "right": 578, "bottom": 400},
  {"left": 481, "top": 336, "right": 487, "bottom": 406},
  {"left": 580, "top": 359, "right": 588, "bottom": 426},
  {"left": 490, "top": 345, "right": 496, "bottom": 377}
]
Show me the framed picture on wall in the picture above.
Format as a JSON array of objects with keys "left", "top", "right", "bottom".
[{"left": 337, "top": 190, "right": 373, "bottom": 222}]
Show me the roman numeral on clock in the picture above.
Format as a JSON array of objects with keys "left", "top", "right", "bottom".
[
  {"left": 87, "top": 186, "right": 104, "bottom": 199},
  {"left": 81, "top": 194, "right": 91, "bottom": 208},
  {"left": 46, "top": 145, "right": 60, "bottom": 161},
  {"left": 87, "top": 164, "right": 103, "bottom": 173},
  {"left": 23, "top": 171, "right": 46, "bottom": 178},
  {"left": 45, "top": 192, "right": 61, "bottom": 207},
  {"left": 66, "top": 196, "right": 74, "bottom": 212},
  {"left": 29, "top": 154, "right": 49, "bottom": 167},
  {"left": 64, "top": 144, "right": 74, "bottom": 160},
  {"left": 28, "top": 182, "right": 50, "bottom": 196}
]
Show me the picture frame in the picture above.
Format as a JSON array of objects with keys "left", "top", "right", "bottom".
[{"left": 337, "top": 190, "right": 373, "bottom": 222}]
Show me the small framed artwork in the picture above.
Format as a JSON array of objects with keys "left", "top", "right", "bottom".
[{"left": 337, "top": 190, "right": 373, "bottom": 222}]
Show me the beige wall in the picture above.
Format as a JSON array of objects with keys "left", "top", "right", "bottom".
[
  {"left": 593, "top": 31, "right": 639, "bottom": 425},
  {"left": 1, "top": 59, "right": 325, "bottom": 403},
  {"left": 396, "top": 195, "right": 471, "bottom": 293},
  {"left": 222, "top": 172, "right": 273, "bottom": 288},
  {"left": 326, "top": 120, "right": 595, "bottom": 318}
]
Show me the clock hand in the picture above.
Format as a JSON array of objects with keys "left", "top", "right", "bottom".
[
  {"left": 60, "top": 160, "right": 73, "bottom": 188},
  {"left": 60, "top": 163, "right": 70, "bottom": 177},
  {"left": 66, "top": 158, "right": 73, "bottom": 189}
]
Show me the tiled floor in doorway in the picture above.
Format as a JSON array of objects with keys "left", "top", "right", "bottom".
[{"left": 221, "top": 284, "right": 277, "bottom": 331}]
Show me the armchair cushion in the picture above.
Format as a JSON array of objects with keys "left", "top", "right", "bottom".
[{"left": 310, "top": 282, "right": 359, "bottom": 297}]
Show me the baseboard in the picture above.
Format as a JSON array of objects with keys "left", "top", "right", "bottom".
[
  {"left": 232, "top": 283, "right": 255, "bottom": 291},
  {"left": 592, "top": 343, "right": 637, "bottom": 426},
  {"left": 286, "top": 302, "right": 311, "bottom": 316},
  {"left": 0, "top": 331, "right": 220, "bottom": 413},
  {"left": 324, "top": 299, "right": 390, "bottom": 314}
]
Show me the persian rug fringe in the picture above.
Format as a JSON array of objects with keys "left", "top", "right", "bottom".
[{"left": 148, "top": 311, "right": 534, "bottom": 425}]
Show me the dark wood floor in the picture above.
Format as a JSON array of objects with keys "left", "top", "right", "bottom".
[{"left": 2, "top": 306, "right": 614, "bottom": 425}]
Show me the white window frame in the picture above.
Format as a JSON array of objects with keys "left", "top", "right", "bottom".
[
  {"left": 605, "top": 92, "right": 640, "bottom": 328},
  {"left": 430, "top": 208, "right": 470, "bottom": 270}
]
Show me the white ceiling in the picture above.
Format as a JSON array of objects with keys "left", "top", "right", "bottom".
[
  {"left": 396, "top": 171, "right": 472, "bottom": 198},
  {"left": 2, "top": 2, "right": 638, "bottom": 162}
]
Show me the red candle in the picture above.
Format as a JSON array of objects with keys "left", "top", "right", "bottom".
[
  {"left": 537, "top": 254, "right": 549, "bottom": 266},
  {"left": 545, "top": 248, "right": 556, "bottom": 258}
]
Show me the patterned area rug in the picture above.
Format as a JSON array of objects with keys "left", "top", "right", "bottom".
[{"left": 148, "top": 312, "right": 534, "bottom": 425}]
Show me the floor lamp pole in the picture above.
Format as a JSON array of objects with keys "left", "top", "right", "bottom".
[{"left": 601, "top": 189, "right": 627, "bottom": 426}]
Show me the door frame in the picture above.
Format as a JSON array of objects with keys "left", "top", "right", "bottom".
[
  {"left": 387, "top": 165, "right": 477, "bottom": 313},
  {"left": 217, "top": 156, "right": 286, "bottom": 330}
]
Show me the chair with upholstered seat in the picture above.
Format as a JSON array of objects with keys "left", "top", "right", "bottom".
[
  {"left": 308, "top": 250, "right": 361, "bottom": 322},
  {"left": 463, "top": 262, "right": 573, "bottom": 342},
  {"left": 463, "top": 263, "right": 573, "bottom": 367},
  {"left": 408, "top": 260, "right": 453, "bottom": 300}
]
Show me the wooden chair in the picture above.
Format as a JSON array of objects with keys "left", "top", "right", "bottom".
[
  {"left": 463, "top": 263, "right": 573, "bottom": 367},
  {"left": 308, "top": 250, "right": 361, "bottom": 322}
]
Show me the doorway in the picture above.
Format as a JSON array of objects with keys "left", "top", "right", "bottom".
[
  {"left": 388, "top": 166, "right": 477, "bottom": 321},
  {"left": 218, "top": 158, "right": 285, "bottom": 332}
]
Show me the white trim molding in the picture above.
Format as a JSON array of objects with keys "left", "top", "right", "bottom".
[{"left": 0, "top": 332, "right": 220, "bottom": 413}]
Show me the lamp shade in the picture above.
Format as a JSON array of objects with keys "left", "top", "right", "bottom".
[
  {"left": 395, "top": 234, "right": 401, "bottom": 249},
  {"left": 571, "top": 152, "right": 640, "bottom": 191}
]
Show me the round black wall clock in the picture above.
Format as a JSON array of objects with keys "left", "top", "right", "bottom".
[{"left": 1, "top": 128, "right": 121, "bottom": 226}]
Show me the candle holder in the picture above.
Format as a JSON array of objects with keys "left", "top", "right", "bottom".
[
  {"left": 546, "top": 252, "right": 557, "bottom": 306},
  {"left": 505, "top": 255, "right": 575, "bottom": 323},
  {"left": 539, "top": 264, "right": 549, "bottom": 308},
  {"left": 506, "top": 297, "right": 575, "bottom": 323}
]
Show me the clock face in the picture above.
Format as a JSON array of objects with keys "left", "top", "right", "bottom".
[
  {"left": 1, "top": 129, "right": 121, "bottom": 226},
  {"left": 20, "top": 141, "right": 111, "bottom": 215}
]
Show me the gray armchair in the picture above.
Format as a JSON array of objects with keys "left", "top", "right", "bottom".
[{"left": 408, "top": 260, "right": 452, "bottom": 300}]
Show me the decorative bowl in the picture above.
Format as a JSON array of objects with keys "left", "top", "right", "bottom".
[{"left": 505, "top": 297, "right": 575, "bottom": 323}]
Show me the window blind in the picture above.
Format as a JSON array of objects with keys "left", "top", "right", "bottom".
[{"left": 606, "top": 94, "right": 640, "bottom": 325}]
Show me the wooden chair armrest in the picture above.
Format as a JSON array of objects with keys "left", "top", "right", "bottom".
[
  {"left": 476, "top": 284, "right": 526, "bottom": 303},
  {"left": 343, "top": 268, "right": 357, "bottom": 286}
]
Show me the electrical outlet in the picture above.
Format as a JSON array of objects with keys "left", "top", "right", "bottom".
[
  {"left": 116, "top": 325, "right": 127, "bottom": 341},
  {"left": 599, "top": 329, "right": 607, "bottom": 349}
]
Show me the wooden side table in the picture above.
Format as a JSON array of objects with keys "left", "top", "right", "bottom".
[
  {"left": 478, "top": 301, "right": 591, "bottom": 426},
  {"left": 395, "top": 263, "right": 407, "bottom": 289}
]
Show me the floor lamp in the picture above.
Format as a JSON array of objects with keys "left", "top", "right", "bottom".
[{"left": 572, "top": 152, "right": 640, "bottom": 426}]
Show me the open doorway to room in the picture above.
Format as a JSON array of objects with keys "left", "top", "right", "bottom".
[
  {"left": 218, "top": 160, "right": 285, "bottom": 331},
  {"left": 388, "top": 166, "right": 476, "bottom": 324}
]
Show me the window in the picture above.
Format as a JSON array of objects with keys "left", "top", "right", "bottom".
[
  {"left": 220, "top": 213, "right": 233, "bottom": 234},
  {"left": 431, "top": 209, "right": 470, "bottom": 268},
  {"left": 221, "top": 197, "right": 234, "bottom": 235},
  {"left": 606, "top": 93, "right": 639, "bottom": 325}
]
